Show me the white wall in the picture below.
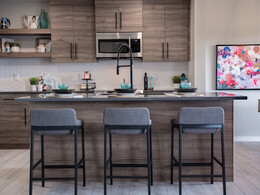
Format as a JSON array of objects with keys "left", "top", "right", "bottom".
[{"left": 194, "top": 0, "right": 260, "bottom": 141}]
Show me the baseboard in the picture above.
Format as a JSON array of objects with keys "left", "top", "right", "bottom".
[{"left": 234, "top": 136, "right": 260, "bottom": 141}]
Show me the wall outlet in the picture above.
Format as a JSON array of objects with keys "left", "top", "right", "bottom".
[
  {"left": 78, "top": 73, "right": 83, "bottom": 80},
  {"left": 13, "top": 73, "right": 19, "bottom": 81}
]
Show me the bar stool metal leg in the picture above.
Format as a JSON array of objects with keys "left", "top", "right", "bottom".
[
  {"left": 150, "top": 127, "right": 153, "bottom": 186},
  {"left": 74, "top": 130, "right": 78, "bottom": 195},
  {"left": 29, "top": 130, "right": 34, "bottom": 195},
  {"left": 211, "top": 133, "right": 214, "bottom": 184},
  {"left": 41, "top": 135, "right": 45, "bottom": 187},
  {"left": 104, "top": 127, "right": 107, "bottom": 195},
  {"left": 109, "top": 133, "right": 113, "bottom": 185},
  {"left": 81, "top": 127, "right": 86, "bottom": 186},
  {"left": 179, "top": 126, "right": 183, "bottom": 195},
  {"left": 170, "top": 125, "right": 174, "bottom": 184},
  {"left": 147, "top": 126, "right": 151, "bottom": 195},
  {"left": 221, "top": 127, "right": 226, "bottom": 195}
]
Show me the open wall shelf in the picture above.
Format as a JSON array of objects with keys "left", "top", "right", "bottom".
[
  {"left": 0, "top": 52, "right": 51, "bottom": 58},
  {"left": 0, "top": 29, "right": 51, "bottom": 36}
]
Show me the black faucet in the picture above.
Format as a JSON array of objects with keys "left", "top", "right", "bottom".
[{"left": 116, "top": 44, "right": 134, "bottom": 89}]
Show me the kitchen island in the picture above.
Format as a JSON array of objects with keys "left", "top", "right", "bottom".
[{"left": 15, "top": 92, "right": 246, "bottom": 182}]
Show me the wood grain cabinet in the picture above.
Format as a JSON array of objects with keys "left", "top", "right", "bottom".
[
  {"left": 143, "top": 0, "right": 190, "bottom": 62},
  {"left": 95, "top": 0, "right": 142, "bottom": 32},
  {"left": 0, "top": 95, "right": 29, "bottom": 149},
  {"left": 51, "top": 5, "right": 96, "bottom": 63},
  {"left": 50, "top": 0, "right": 94, "bottom": 6}
]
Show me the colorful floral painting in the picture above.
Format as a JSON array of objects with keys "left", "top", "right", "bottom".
[{"left": 217, "top": 45, "right": 260, "bottom": 89}]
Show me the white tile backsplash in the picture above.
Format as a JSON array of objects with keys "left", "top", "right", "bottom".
[{"left": 0, "top": 58, "right": 189, "bottom": 91}]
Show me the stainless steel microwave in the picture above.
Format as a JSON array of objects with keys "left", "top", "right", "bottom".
[{"left": 96, "top": 32, "right": 142, "bottom": 58}]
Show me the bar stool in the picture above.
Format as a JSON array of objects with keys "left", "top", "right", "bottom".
[
  {"left": 170, "top": 107, "right": 226, "bottom": 195},
  {"left": 29, "top": 108, "right": 86, "bottom": 195},
  {"left": 103, "top": 107, "right": 153, "bottom": 195}
]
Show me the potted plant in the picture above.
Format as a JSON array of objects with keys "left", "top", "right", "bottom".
[
  {"left": 172, "top": 76, "right": 181, "bottom": 89},
  {"left": 10, "top": 43, "right": 20, "bottom": 52},
  {"left": 29, "top": 77, "right": 39, "bottom": 92}
]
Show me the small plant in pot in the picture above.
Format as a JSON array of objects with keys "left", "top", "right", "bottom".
[
  {"left": 29, "top": 77, "right": 39, "bottom": 92},
  {"left": 172, "top": 76, "right": 181, "bottom": 89}
]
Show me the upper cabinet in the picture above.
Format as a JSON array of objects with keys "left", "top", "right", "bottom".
[
  {"left": 143, "top": 0, "right": 190, "bottom": 62},
  {"left": 51, "top": 5, "right": 96, "bottom": 63},
  {"left": 95, "top": 0, "right": 142, "bottom": 32}
]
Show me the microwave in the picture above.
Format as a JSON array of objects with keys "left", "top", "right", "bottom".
[{"left": 96, "top": 32, "right": 142, "bottom": 58}]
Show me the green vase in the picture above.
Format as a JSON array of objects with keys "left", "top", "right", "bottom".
[{"left": 38, "top": 9, "right": 49, "bottom": 29}]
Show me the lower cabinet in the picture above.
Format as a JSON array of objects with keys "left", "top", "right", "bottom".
[{"left": 0, "top": 95, "right": 29, "bottom": 149}]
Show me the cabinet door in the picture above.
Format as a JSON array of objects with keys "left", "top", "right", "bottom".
[
  {"left": 95, "top": 4, "right": 119, "bottom": 33},
  {"left": 165, "top": 3, "right": 190, "bottom": 61},
  {"left": 51, "top": 6, "right": 74, "bottom": 63},
  {"left": 74, "top": 6, "right": 96, "bottom": 62},
  {"left": 118, "top": 4, "right": 142, "bottom": 32},
  {"left": 143, "top": 5, "right": 165, "bottom": 62},
  {"left": 0, "top": 101, "right": 29, "bottom": 149}
]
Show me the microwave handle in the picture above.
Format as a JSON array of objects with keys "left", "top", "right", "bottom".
[{"left": 115, "top": 12, "right": 118, "bottom": 30}]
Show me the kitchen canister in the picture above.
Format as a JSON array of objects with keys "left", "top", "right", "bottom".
[{"left": 38, "top": 9, "right": 49, "bottom": 29}]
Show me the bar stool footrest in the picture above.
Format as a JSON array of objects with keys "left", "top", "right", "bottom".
[
  {"left": 182, "top": 174, "right": 223, "bottom": 178},
  {"left": 112, "top": 163, "right": 148, "bottom": 168},
  {"left": 106, "top": 176, "right": 148, "bottom": 179},
  {"left": 33, "top": 177, "right": 76, "bottom": 181}
]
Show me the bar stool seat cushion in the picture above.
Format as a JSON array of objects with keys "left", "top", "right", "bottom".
[
  {"left": 177, "top": 107, "right": 224, "bottom": 134},
  {"left": 104, "top": 108, "right": 151, "bottom": 134},
  {"left": 30, "top": 109, "right": 84, "bottom": 135}
]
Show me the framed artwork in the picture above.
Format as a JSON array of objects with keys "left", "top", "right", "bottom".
[
  {"left": 22, "top": 16, "right": 39, "bottom": 29},
  {"left": 216, "top": 45, "right": 260, "bottom": 90}
]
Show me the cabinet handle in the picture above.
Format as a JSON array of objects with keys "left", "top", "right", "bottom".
[
  {"left": 24, "top": 108, "right": 27, "bottom": 126},
  {"left": 115, "top": 12, "right": 118, "bottom": 30},
  {"left": 75, "top": 43, "right": 77, "bottom": 59},
  {"left": 167, "top": 42, "right": 169, "bottom": 59},
  {"left": 120, "top": 12, "right": 122, "bottom": 30},
  {"left": 70, "top": 43, "right": 73, "bottom": 59},
  {"left": 162, "top": 42, "right": 164, "bottom": 59}
]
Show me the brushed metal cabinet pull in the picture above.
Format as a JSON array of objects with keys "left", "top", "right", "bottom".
[
  {"left": 167, "top": 42, "right": 169, "bottom": 59},
  {"left": 24, "top": 108, "right": 27, "bottom": 125},
  {"left": 75, "top": 43, "right": 77, "bottom": 59},
  {"left": 120, "top": 12, "right": 122, "bottom": 30},
  {"left": 70, "top": 43, "right": 73, "bottom": 59},
  {"left": 162, "top": 42, "right": 164, "bottom": 59},
  {"left": 115, "top": 12, "right": 118, "bottom": 30}
]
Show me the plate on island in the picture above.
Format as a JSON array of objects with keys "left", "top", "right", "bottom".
[
  {"left": 52, "top": 89, "right": 75, "bottom": 94},
  {"left": 175, "top": 88, "right": 197, "bottom": 93}
]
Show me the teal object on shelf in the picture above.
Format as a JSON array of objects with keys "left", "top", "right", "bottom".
[{"left": 38, "top": 9, "right": 49, "bottom": 29}]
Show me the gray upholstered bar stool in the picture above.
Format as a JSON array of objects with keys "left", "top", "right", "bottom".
[
  {"left": 29, "top": 108, "right": 86, "bottom": 195},
  {"left": 170, "top": 107, "right": 226, "bottom": 195},
  {"left": 103, "top": 107, "right": 153, "bottom": 195}
]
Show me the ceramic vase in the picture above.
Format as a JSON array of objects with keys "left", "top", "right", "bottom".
[
  {"left": 38, "top": 9, "right": 49, "bottom": 29},
  {"left": 173, "top": 83, "right": 180, "bottom": 89},
  {"left": 31, "top": 85, "right": 37, "bottom": 92}
]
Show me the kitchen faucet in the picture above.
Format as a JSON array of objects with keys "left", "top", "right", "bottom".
[{"left": 116, "top": 44, "right": 134, "bottom": 89}]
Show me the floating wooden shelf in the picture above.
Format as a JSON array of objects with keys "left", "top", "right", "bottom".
[
  {"left": 0, "top": 29, "right": 51, "bottom": 35},
  {"left": 0, "top": 52, "right": 51, "bottom": 58}
]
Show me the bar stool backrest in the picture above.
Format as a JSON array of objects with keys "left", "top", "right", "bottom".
[
  {"left": 178, "top": 107, "right": 224, "bottom": 134},
  {"left": 104, "top": 107, "right": 151, "bottom": 134},
  {"left": 30, "top": 108, "right": 78, "bottom": 127}
]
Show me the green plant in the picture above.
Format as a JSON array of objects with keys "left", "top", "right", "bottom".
[
  {"left": 10, "top": 43, "right": 20, "bottom": 47},
  {"left": 29, "top": 77, "right": 39, "bottom": 85},
  {"left": 173, "top": 76, "right": 181, "bottom": 84}
]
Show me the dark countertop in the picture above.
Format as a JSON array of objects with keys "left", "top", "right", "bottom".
[
  {"left": 0, "top": 90, "right": 94, "bottom": 94},
  {"left": 15, "top": 92, "right": 247, "bottom": 102}
]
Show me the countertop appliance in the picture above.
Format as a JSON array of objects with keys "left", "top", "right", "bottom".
[{"left": 96, "top": 32, "right": 142, "bottom": 58}]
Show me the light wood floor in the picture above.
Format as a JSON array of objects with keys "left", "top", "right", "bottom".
[{"left": 0, "top": 142, "right": 259, "bottom": 195}]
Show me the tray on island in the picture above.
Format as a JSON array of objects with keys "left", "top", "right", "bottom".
[
  {"left": 175, "top": 88, "right": 197, "bottom": 93},
  {"left": 52, "top": 89, "right": 75, "bottom": 94}
]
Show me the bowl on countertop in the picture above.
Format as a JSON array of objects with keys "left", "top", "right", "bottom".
[
  {"left": 180, "top": 82, "right": 191, "bottom": 89},
  {"left": 120, "top": 83, "right": 131, "bottom": 89},
  {"left": 58, "top": 83, "right": 69, "bottom": 90}
]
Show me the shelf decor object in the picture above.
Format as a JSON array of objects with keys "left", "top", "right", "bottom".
[
  {"left": 38, "top": 9, "right": 49, "bottom": 29},
  {"left": 216, "top": 45, "right": 260, "bottom": 90}
]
